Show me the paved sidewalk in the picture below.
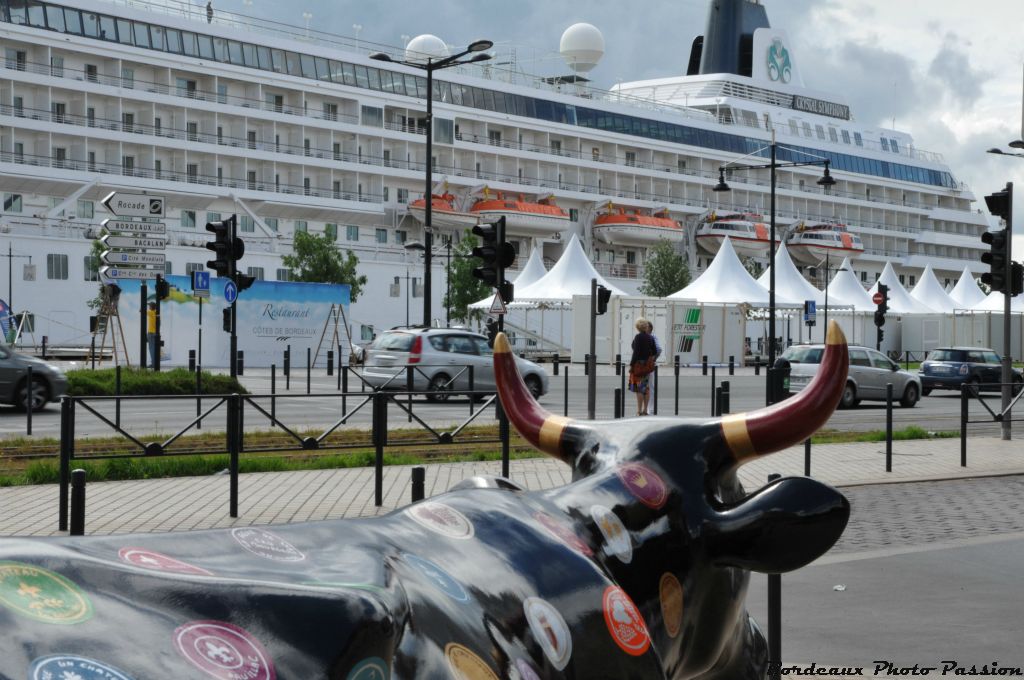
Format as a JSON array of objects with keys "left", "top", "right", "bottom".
[{"left": 0, "top": 436, "right": 1019, "bottom": 537}]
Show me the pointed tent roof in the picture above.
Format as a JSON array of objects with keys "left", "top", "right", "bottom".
[
  {"left": 669, "top": 236, "right": 798, "bottom": 305},
  {"left": 756, "top": 244, "right": 825, "bottom": 306},
  {"left": 868, "top": 262, "right": 936, "bottom": 314},
  {"left": 909, "top": 263, "right": 956, "bottom": 313},
  {"left": 467, "top": 247, "right": 548, "bottom": 310},
  {"left": 972, "top": 292, "right": 1024, "bottom": 312},
  {"left": 825, "top": 257, "right": 876, "bottom": 311},
  {"left": 948, "top": 266, "right": 988, "bottom": 308},
  {"left": 512, "top": 233, "right": 627, "bottom": 302}
]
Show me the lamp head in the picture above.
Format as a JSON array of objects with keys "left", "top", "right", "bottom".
[
  {"left": 1009, "top": 139, "right": 1024, "bottom": 150},
  {"left": 468, "top": 52, "right": 492, "bottom": 64},
  {"left": 817, "top": 163, "right": 836, "bottom": 193},
  {"left": 986, "top": 147, "right": 1005, "bottom": 155},
  {"left": 368, "top": 52, "right": 393, "bottom": 62},
  {"left": 404, "top": 240, "right": 426, "bottom": 252},
  {"left": 467, "top": 39, "right": 494, "bottom": 52},
  {"left": 713, "top": 169, "right": 731, "bottom": 192}
]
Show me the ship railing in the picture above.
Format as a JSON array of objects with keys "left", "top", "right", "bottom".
[{"left": 592, "top": 262, "right": 644, "bottom": 281}]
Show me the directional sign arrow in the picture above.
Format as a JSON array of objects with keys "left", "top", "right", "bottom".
[
  {"left": 102, "top": 192, "right": 165, "bottom": 218},
  {"left": 101, "top": 219, "right": 167, "bottom": 235},
  {"left": 101, "top": 251, "right": 166, "bottom": 266},
  {"left": 100, "top": 266, "right": 158, "bottom": 280},
  {"left": 100, "top": 234, "right": 167, "bottom": 250}
]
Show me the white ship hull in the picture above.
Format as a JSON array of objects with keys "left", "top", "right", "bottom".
[
  {"left": 594, "top": 224, "right": 684, "bottom": 247},
  {"left": 695, "top": 234, "right": 776, "bottom": 259}
]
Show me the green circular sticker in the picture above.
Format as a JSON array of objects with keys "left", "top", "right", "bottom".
[{"left": 0, "top": 561, "right": 93, "bottom": 624}]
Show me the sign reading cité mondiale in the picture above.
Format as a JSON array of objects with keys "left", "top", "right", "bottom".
[{"left": 792, "top": 95, "right": 850, "bottom": 121}]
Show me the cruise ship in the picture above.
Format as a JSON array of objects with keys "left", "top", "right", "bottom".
[{"left": 0, "top": 0, "right": 990, "bottom": 352}]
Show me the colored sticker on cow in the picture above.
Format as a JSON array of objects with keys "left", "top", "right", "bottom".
[
  {"left": 523, "top": 597, "right": 572, "bottom": 670},
  {"left": 29, "top": 654, "right": 136, "bottom": 680},
  {"left": 230, "top": 527, "right": 305, "bottom": 562},
  {"left": 405, "top": 502, "right": 474, "bottom": 539},
  {"left": 118, "top": 547, "right": 213, "bottom": 576},
  {"left": 174, "top": 620, "right": 276, "bottom": 680},
  {"left": 513, "top": 658, "right": 542, "bottom": 680},
  {"left": 445, "top": 643, "right": 499, "bottom": 680},
  {"left": 602, "top": 586, "right": 651, "bottom": 656},
  {"left": 403, "top": 553, "right": 469, "bottom": 602},
  {"left": 533, "top": 511, "right": 593, "bottom": 557},
  {"left": 0, "top": 562, "right": 92, "bottom": 625},
  {"left": 346, "top": 657, "right": 389, "bottom": 680},
  {"left": 616, "top": 463, "right": 668, "bottom": 509},
  {"left": 659, "top": 572, "right": 683, "bottom": 638},
  {"left": 589, "top": 505, "right": 632, "bottom": 564}
]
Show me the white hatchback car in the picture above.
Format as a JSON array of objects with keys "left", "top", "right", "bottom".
[{"left": 782, "top": 344, "right": 921, "bottom": 408}]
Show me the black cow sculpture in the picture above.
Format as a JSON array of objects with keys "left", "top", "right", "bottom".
[{"left": 0, "top": 323, "right": 851, "bottom": 679}]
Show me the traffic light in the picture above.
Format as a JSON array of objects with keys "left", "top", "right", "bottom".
[
  {"left": 1011, "top": 261, "right": 1024, "bottom": 296},
  {"left": 222, "top": 307, "right": 232, "bottom": 333},
  {"left": 980, "top": 230, "right": 1008, "bottom": 292},
  {"left": 233, "top": 272, "right": 256, "bottom": 292},
  {"left": 485, "top": 317, "right": 499, "bottom": 348},
  {"left": 596, "top": 285, "right": 611, "bottom": 315},
  {"left": 205, "top": 215, "right": 242, "bottom": 277},
  {"left": 155, "top": 277, "right": 170, "bottom": 300},
  {"left": 472, "top": 216, "right": 515, "bottom": 289},
  {"left": 874, "top": 283, "right": 889, "bottom": 327},
  {"left": 877, "top": 328, "right": 884, "bottom": 343},
  {"left": 984, "top": 186, "right": 1011, "bottom": 222},
  {"left": 498, "top": 280, "right": 514, "bottom": 306}
]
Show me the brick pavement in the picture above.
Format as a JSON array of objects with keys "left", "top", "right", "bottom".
[{"left": 0, "top": 435, "right": 1020, "bottom": 538}]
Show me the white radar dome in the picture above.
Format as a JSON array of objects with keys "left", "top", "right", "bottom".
[
  {"left": 405, "top": 34, "right": 450, "bottom": 63},
  {"left": 559, "top": 23, "right": 604, "bottom": 74}
]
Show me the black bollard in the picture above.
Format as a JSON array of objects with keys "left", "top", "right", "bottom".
[
  {"left": 615, "top": 354, "right": 622, "bottom": 376},
  {"left": 702, "top": 355, "right": 708, "bottom": 376},
  {"left": 327, "top": 350, "right": 334, "bottom": 376},
  {"left": 195, "top": 364, "right": 202, "bottom": 430},
  {"left": 714, "top": 386, "right": 722, "bottom": 417},
  {"left": 271, "top": 364, "right": 277, "bottom": 425},
  {"left": 960, "top": 384, "right": 968, "bottom": 467},
  {"left": 70, "top": 469, "right": 86, "bottom": 536},
  {"left": 563, "top": 366, "right": 569, "bottom": 417},
  {"left": 709, "top": 365, "right": 716, "bottom": 417},
  {"left": 236, "top": 350, "right": 244, "bottom": 376},
  {"left": 342, "top": 369, "right": 348, "bottom": 416},
  {"left": 674, "top": 355, "right": 680, "bottom": 416},
  {"left": 729, "top": 355, "right": 734, "bottom": 376},
  {"left": 804, "top": 439, "right": 811, "bottom": 476},
  {"left": 720, "top": 380, "right": 730, "bottom": 414},
  {"left": 755, "top": 355, "right": 761, "bottom": 376},
  {"left": 25, "top": 366, "right": 32, "bottom": 435},
  {"left": 411, "top": 466, "right": 425, "bottom": 502},
  {"left": 90, "top": 336, "right": 96, "bottom": 370},
  {"left": 306, "top": 347, "right": 311, "bottom": 395},
  {"left": 188, "top": 349, "right": 196, "bottom": 373},
  {"left": 614, "top": 388, "right": 622, "bottom": 418},
  {"left": 885, "top": 383, "right": 893, "bottom": 472},
  {"left": 284, "top": 346, "right": 291, "bottom": 390},
  {"left": 553, "top": 353, "right": 560, "bottom": 376},
  {"left": 115, "top": 365, "right": 122, "bottom": 428}
]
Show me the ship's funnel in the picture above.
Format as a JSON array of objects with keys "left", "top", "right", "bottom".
[{"left": 688, "top": 0, "right": 771, "bottom": 77}]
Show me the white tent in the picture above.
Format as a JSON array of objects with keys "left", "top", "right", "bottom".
[
  {"left": 511, "top": 233, "right": 627, "bottom": 303},
  {"left": 825, "top": 257, "right": 876, "bottom": 311},
  {"left": 948, "top": 266, "right": 988, "bottom": 308},
  {"left": 669, "top": 236, "right": 798, "bottom": 305},
  {"left": 869, "top": 262, "right": 936, "bottom": 314},
  {"left": 909, "top": 263, "right": 956, "bottom": 313},
  {"left": 756, "top": 244, "right": 825, "bottom": 306},
  {"left": 972, "top": 292, "right": 1024, "bottom": 312}
]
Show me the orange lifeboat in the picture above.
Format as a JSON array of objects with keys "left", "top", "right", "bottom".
[
  {"left": 593, "top": 205, "right": 683, "bottom": 246},
  {"left": 469, "top": 191, "right": 571, "bottom": 236},
  {"left": 408, "top": 193, "right": 479, "bottom": 229},
  {"left": 694, "top": 211, "right": 778, "bottom": 259}
]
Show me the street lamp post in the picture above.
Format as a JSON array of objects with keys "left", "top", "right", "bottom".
[
  {"left": 713, "top": 132, "right": 836, "bottom": 402},
  {"left": 820, "top": 254, "right": 848, "bottom": 344},
  {"left": 372, "top": 40, "right": 492, "bottom": 328},
  {"left": 406, "top": 236, "right": 454, "bottom": 328}
]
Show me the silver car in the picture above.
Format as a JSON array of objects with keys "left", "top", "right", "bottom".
[
  {"left": 782, "top": 344, "right": 921, "bottom": 408},
  {"left": 0, "top": 344, "right": 68, "bottom": 411},
  {"left": 362, "top": 328, "right": 549, "bottom": 401}
]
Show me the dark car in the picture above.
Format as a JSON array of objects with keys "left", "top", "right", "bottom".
[
  {"left": 0, "top": 345, "right": 68, "bottom": 411},
  {"left": 919, "top": 347, "right": 1023, "bottom": 395}
]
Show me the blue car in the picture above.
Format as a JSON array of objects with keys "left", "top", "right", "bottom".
[{"left": 919, "top": 347, "right": 1023, "bottom": 396}]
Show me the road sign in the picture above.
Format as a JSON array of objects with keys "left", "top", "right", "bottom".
[
  {"left": 489, "top": 291, "right": 507, "bottom": 315},
  {"left": 872, "top": 292, "right": 884, "bottom": 305},
  {"left": 192, "top": 270, "right": 211, "bottom": 299},
  {"left": 101, "top": 219, "right": 167, "bottom": 235},
  {"left": 223, "top": 279, "right": 238, "bottom": 304},
  {"left": 100, "top": 266, "right": 156, "bottom": 280},
  {"left": 803, "top": 300, "right": 817, "bottom": 326},
  {"left": 101, "top": 251, "right": 166, "bottom": 266},
  {"left": 102, "top": 192, "right": 165, "bottom": 218},
  {"left": 100, "top": 234, "right": 167, "bottom": 250}
]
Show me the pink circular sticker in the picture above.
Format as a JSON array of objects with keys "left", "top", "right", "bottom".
[
  {"left": 174, "top": 620, "right": 276, "bottom": 680},
  {"left": 405, "top": 501, "right": 475, "bottom": 539},
  {"left": 118, "top": 548, "right": 213, "bottom": 576},
  {"left": 533, "top": 511, "right": 593, "bottom": 557},
  {"left": 616, "top": 463, "right": 668, "bottom": 509}
]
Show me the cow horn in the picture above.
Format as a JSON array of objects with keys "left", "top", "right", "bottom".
[
  {"left": 720, "top": 320, "right": 849, "bottom": 464},
  {"left": 493, "top": 332, "right": 585, "bottom": 465}
]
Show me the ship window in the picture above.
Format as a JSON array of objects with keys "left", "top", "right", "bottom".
[
  {"left": 437, "top": 81, "right": 452, "bottom": 103},
  {"left": 241, "top": 42, "right": 256, "bottom": 66},
  {"left": 47, "top": 254, "right": 68, "bottom": 280},
  {"left": 45, "top": 4, "right": 64, "bottom": 31},
  {"left": 801, "top": 123, "right": 812, "bottom": 138},
  {"left": 132, "top": 22, "right": 150, "bottom": 48},
  {"left": 378, "top": 69, "right": 395, "bottom": 93},
  {"left": 361, "top": 105, "right": 383, "bottom": 128},
  {"left": 890, "top": 139, "right": 899, "bottom": 153},
  {"left": 256, "top": 45, "right": 271, "bottom": 69},
  {"left": 270, "top": 48, "right": 286, "bottom": 72},
  {"left": 228, "top": 40, "right": 244, "bottom": 64},
  {"left": 828, "top": 128, "right": 838, "bottom": 143},
  {"left": 854, "top": 132, "right": 863, "bottom": 147},
  {"left": 7, "top": 1, "right": 26, "bottom": 24},
  {"left": 240, "top": 216, "right": 254, "bottom": 232},
  {"left": 213, "top": 37, "right": 228, "bottom": 61},
  {"left": 841, "top": 130, "right": 851, "bottom": 144},
  {"left": 354, "top": 65, "right": 370, "bottom": 88},
  {"left": 26, "top": 0, "right": 44, "bottom": 28},
  {"left": 314, "top": 57, "right": 331, "bottom": 81},
  {"left": 345, "top": 225, "right": 358, "bottom": 241},
  {"left": 82, "top": 11, "right": 101, "bottom": 37},
  {"left": 434, "top": 118, "right": 454, "bottom": 144},
  {"left": 815, "top": 125, "right": 825, "bottom": 140},
  {"left": 880, "top": 138, "right": 889, "bottom": 151},
  {"left": 366, "top": 66, "right": 382, "bottom": 90},
  {"left": 341, "top": 62, "right": 356, "bottom": 85},
  {"left": 198, "top": 34, "right": 214, "bottom": 59},
  {"left": 406, "top": 74, "right": 421, "bottom": 97},
  {"left": 165, "top": 28, "right": 182, "bottom": 53},
  {"left": 300, "top": 53, "right": 316, "bottom": 78},
  {"left": 286, "top": 51, "right": 302, "bottom": 75}
]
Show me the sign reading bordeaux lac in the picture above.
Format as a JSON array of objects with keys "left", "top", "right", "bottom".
[
  {"left": 102, "top": 192, "right": 165, "bottom": 218},
  {"left": 102, "top": 219, "right": 167, "bottom": 235}
]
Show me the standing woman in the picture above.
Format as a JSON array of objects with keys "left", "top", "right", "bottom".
[{"left": 628, "top": 318, "right": 657, "bottom": 416}]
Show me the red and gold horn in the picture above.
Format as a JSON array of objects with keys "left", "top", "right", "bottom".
[
  {"left": 493, "top": 332, "right": 582, "bottom": 465},
  {"left": 720, "top": 320, "right": 848, "bottom": 464}
]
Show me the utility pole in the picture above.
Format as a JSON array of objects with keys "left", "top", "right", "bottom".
[{"left": 588, "top": 278, "right": 597, "bottom": 419}]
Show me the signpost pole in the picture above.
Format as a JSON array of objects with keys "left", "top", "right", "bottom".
[
  {"left": 154, "top": 274, "right": 162, "bottom": 372},
  {"left": 139, "top": 282, "right": 148, "bottom": 369}
]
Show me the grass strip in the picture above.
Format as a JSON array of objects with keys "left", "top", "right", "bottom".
[{"left": 66, "top": 367, "right": 246, "bottom": 396}]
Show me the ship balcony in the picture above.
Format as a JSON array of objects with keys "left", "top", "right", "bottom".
[{"left": 592, "top": 261, "right": 645, "bottom": 281}]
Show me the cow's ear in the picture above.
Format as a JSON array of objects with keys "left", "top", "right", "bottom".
[{"left": 705, "top": 477, "right": 850, "bottom": 574}]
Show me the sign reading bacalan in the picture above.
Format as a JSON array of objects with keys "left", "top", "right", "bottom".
[{"left": 792, "top": 95, "right": 850, "bottom": 121}]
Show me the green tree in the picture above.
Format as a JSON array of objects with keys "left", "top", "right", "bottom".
[
  {"left": 444, "top": 231, "right": 492, "bottom": 324},
  {"left": 639, "top": 239, "right": 690, "bottom": 297},
  {"left": 281, "top": 231, "right": 367, "bottom": 301},
  {"left": 86, "top": 239, "right": 106, "bottom": 310},
  {"left": 741, "top": 256, "right": 765, "bottom": 279}
]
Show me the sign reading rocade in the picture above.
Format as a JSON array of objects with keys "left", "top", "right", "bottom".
[{"left": 792, "top": 95, "right": 850, "bottom": 121}]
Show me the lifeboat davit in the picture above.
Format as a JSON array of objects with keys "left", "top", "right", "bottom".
[
  {"left": 785, "top": 221, "right": 865, "bottom": 264},
  {"left": 408, "top": 193, "right": 479, "bottom": 229},
  {"left": 695, "top": 211, "right": 778, "bottom": 259},
  {"left": 593, "top": 205, "right": 683, "bottom": 246},
  {"left": 469, "top": 192, "right": 571, "bottom": 236}
]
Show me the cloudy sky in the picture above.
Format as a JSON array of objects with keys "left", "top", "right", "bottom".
[{"left": 229, "top": 0, "right": 1024, "bottom": 251}]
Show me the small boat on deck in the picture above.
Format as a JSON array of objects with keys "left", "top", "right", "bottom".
[
  {"left": 785, "top": 221, "right": 864, "bottom": 264},
  {"left": 593, "top": 205, "right": 683, "bottom": 246},
  {"left": 408, "top": 193, "right": 479, "bottom": 229},
  {"left": 469, "top": 191, "right": 571, "bottom": 236},
  {"left": 695, "top": 211, "right": 777, "bottom": 258}
]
